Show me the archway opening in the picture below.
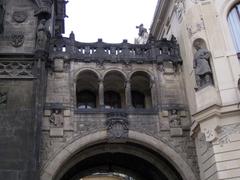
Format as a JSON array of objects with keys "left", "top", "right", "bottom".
[{"left": 54, "top": 143, "right": 183, "bottom": 180}]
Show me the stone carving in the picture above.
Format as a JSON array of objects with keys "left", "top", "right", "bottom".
[
  {"left": 36, "top": 19, "right": 51, "bottom": 51},
  {"left": 135, "top": 24, "right": 149, "bottom": 44},
  {"left": 13, "top": 11, "right": 28, "bottom": 23},
  {"left": 169, "top": 110, "right": 181, "bottom": 128},
  {"left": 0, "top": 61, "right": 33, "bottom": 78},
  {"left": 106, "top": 112, "right": 129, "bottom": 141},
  {"left": 0, "top": 91, "right": 7, "bottom": 107},
  {"left": 193, "top": 40, "right": 213, "bottom": 89},
  {"left": 10, "top": 32, "right": 24, "bottom": 47},
  {"left": 49, "top": 109, "right": 64, "bottom": 128},
  {"left": 175, "top": 0, "right": 185, "bottom": 22},
  {"left": 203, "top": 128, "right": 216, "bottom": 142},
  {"left": 0, "top": 0, "right": 5, "bottom": 34},
  {"left": 186, "top": 18, "right": 205, "bottom": 37},
  {"left": 197, "top": 133, "right": 211, "bottom": 153},
  {"left": 34, "top": 0, "right": 54, "bottom": 19},
  {"left": 215, "top": 123, "right": 240, "bottom": 146}
]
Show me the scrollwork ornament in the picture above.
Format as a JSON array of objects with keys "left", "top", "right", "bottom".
[{"left": 12, "top": 11, "right": 27, "bottom": 23}]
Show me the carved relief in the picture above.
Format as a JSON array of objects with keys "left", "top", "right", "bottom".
[
  {"left": 105, "top": 112, "right": 129, "bottom": 141},
  {"left": 10, "top": 32, "right": 24, "bottom": 47},
  {"left": 186, "top": 18, "right": 205, "bottom": 37},
  {"left": 12, "top": 11, "right": 28, "bottom": 23},
  {"left": 49, "top": 109, "right": 64, "bottom": 128},
  {"left": 215, "top": 123, "right": 240, "bottom": 146},
  {"left": 175, "top": 0, "right": 185, "bottom": 22},
  {"left": 169, "top": 109, "right": 181, "bottom": 128},
  {"left": 0, "top": 61, "right": 34, "bottom": 78}
]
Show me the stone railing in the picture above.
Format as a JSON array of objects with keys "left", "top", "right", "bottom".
[{"left": 49, "top": 35, "right": 182, "bottom": 65}]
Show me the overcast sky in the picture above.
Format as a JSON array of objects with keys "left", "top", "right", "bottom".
[{"left": 64, "top": 0, "right": 158, "bottom": 43}]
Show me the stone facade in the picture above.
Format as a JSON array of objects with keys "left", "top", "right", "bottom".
[
  {"left": 2, "top": 0, "right": 239, "bottom": 180},
  {"left": 151, "top": 0, "right": 240, "bottom": 179}
]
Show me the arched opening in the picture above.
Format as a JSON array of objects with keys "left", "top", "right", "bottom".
[
  {"left": 130, "top": 71, "right": 152, "bottom": 108},
  {"left": 53, "top": 143, "right": 183, "bottom": 180},
  {"left": 76, "top": 70, "right": 99, "bottom": 108},
  {"left": 227, "top": 3, "right": 240, "bottom": 58},
  {"left": 104, "top": 71, "right": 126, "bottom": 109}
]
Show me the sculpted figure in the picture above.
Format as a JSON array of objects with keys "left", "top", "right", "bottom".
[
  {"left": 49, "top": 110, "right": 63, "bottom": 128},
  {"left": 0, "top": 0, "right": 5, "bottom": 33},
  {"left": 169, "top": 110, "right": 181, "bottom": 128},
  {"left": 193, "top": 41, "right": 212, "bottom": 88},
  {"left": 135, "top": 24, "right": 149, "bottom": 44},
  {"left": 36, "top": 19, "right": 50, "bottom": 50}
]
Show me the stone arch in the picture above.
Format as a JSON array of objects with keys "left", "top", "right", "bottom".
[
  {"left": 129, "top": 69, "right": 154, "bottom": 82},
  {"left": 130, "top": 71, "right": 153, "bottom": 108},
  {"left": 74, "top": 68, "right": 101, "bottom": 82},
  {"left": 102, "top": 69, "right": 127, "bottom": 81},
  {"left": 75, "top": 69, "right": 100, "bottom": 108},
  {"left": 40, "top": 131, "right": 198, "bottom": 180}
]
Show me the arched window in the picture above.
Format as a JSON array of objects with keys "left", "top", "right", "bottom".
[
  {"left": 77, "top": 90, "right": 96, "bottom": 109},
  {"left": 228, "top": 3, "right": 240, "bottom": 57},
  {"left": 131, "top": 91, "right": 145, "bottom": 108},
  {"left": 104, "top": 91, "right": 121, "bottom": 109}
]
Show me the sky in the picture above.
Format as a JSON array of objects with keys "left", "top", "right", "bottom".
[{"left": 64, "top": 0, "right": 158, "bottom": 43}]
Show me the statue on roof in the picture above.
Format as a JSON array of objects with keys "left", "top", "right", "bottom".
[{"left": 135, "top": 24, "right": 149, "bottom": 44}]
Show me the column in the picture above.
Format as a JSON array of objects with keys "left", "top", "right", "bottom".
[
  {"left": 99, "top": 79, "right": 104, "bottom": 109},
  {"left": 125, "top": 80, "right": 132, "bottom": 108}
]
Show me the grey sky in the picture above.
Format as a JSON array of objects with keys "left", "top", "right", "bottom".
[{"left": 64, "top": 0, "right": 158, "bottom": 43}]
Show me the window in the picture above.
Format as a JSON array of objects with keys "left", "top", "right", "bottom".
[
  {"left": 228, "top": 3, "right": 240, "bottom": 57},
  {"left": 77, "top": 90, "right": 96, "bottom": 109},
  {"left": 104, "top": 91, "right": 121, "bottom": 109},
  {"left": 131, "top": 91, "right": 145, "bottom": 108}
]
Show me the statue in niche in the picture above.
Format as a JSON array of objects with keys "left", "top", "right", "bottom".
[
  {"left": 193, "top": 40, "right": 213, "bottom": 89},
  {"left": 36, "top": 19, "right": 51, "bottom": 50},
  {"left": 169, "top": 109, "right": 181, "bottom": 128},
  {"left": 135, "top": 24, "right": 148, "bottom": 44},
  {"left": 49, "top": 109, "right": 64, "bottom": 128},
  {"left": 0, "top": 0, "right": 5, "bottom": 34}
]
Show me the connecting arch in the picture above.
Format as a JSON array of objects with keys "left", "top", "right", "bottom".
[{"left": 40, "top": 131, "right": 198, "bottom": 180}]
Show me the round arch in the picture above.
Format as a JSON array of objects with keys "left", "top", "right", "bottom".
[
  {"left": 129, "top": 69, "right": 154, "bottom": 82},
  {"left": 74, "top": 68, "right": 101, "bottom": 82},
  {"left": 103, "top": 69, "right": 127, "bottom": 81},
  {"left": 40, "top": 131, "right": 198, "bottom": 180}
]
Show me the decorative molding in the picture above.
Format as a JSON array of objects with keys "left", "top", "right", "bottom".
[
  {"left": 12, "top": 11, "right": 28, "bottom": 23},
  {"left": 0, "top": 61, "right": 34, "bottom": 78}
]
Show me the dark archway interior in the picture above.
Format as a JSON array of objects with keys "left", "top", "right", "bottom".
[{"left": 56, "top": 143, "right": 183, "bottom": 180}]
